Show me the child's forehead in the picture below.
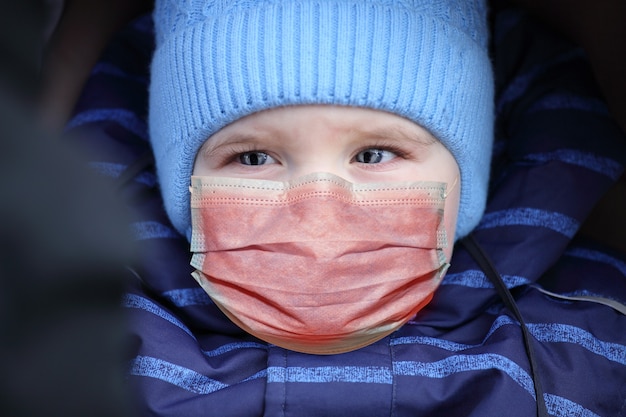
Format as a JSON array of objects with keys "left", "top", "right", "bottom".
[{"left": 203, "top": 105, "right": 439, "bottom": 147}]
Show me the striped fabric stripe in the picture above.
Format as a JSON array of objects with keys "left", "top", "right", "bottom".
[
  {"left": 527, "top": 93, "right": 609, "bottom": 115},
  {"left": 88, "top": 162, "right": 158, "bottom": 186},
  {"left": 529, "top": 323, "right": 626, "bottom": 365},
  {"left": 544, "top": 395, "right": 601, "bottom": 417},
  {"left": 66, "top": 108, "right": 149, "bottom": 141},
  {"left": 524, "top": 149, "right": 623, "bottom": 180},
  {"left": 477, "top": 208, "right": 579, "bottom": 238},
  {"left": 202, "top": 342, "right": 268, "bottom": 357},
  {"left": 565, "top": 247, "right": 626, "bottom": 277},
  {"left": 162, "top": 287, "right": 213, "bottom": 307},
  {"left": 442, "top": 270, "right": 531, "bottom": 288},
  {"left": 394, "top": 354, "right": 535, "bottom": 397},
  {"left": 130, "top": 356, "right": 229, "bottom": 394},
  {"left": 496, "top": 50, "right": 583, "bottom": 112},
  {"left": 130, "top": 221, "right": 181, "bottom": 240},
  {"left": 267, "top": 366, "right": 393, "bottom": 384},
  {"left": 123, "top": 294, "right": 194, "bottom": 338}
]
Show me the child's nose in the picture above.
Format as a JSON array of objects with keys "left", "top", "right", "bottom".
[{"left": 289, "top": 160, "right": 350, "bottom": 182}]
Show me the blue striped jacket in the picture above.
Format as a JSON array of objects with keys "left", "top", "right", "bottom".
[{"left": 67, "top": 5, "right": 626, "bottom": 417}]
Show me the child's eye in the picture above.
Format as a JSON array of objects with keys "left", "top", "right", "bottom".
[
  {"left": 354, "top": 149, "right": 396, "bottom": 164},
  {"left": 238, "top": 151, "right": 275, "bottom": 166}
]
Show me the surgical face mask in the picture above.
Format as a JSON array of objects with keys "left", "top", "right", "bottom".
[{"left": 189, "top": 172, "right": 451, "bottom": 355}]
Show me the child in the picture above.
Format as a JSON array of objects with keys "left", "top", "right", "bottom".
[
  {"left": 148, "top": 0, "right": 494, "bottom": 354},
  {"left": 56, "top": 0, "right": 626, "bottom": 414}
]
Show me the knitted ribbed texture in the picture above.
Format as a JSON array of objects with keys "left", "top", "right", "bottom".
[{"left": 149, "top": 0, "right": 494, "bottom": 239}]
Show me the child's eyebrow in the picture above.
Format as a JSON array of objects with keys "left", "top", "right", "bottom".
[
  {"left": 201, "top": 132, "right": 274, "bottom": 154},
  {"left": 350, "top": 125, "right": 438, "bottom": 147},
  {"left": 212, "top": 133, "right": 265, "bottom": 145}
]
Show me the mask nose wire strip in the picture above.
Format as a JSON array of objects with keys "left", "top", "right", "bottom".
[{"left": 461, "top": 234, "right": 549, "bottom": 417}]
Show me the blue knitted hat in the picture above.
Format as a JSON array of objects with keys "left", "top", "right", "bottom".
[{"left": 149, "top": 0, "right": 494, "bottom": 240}]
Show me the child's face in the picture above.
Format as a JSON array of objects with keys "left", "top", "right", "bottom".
[{"left": 193, "top": 105, "right": 460, "bottom": 257}]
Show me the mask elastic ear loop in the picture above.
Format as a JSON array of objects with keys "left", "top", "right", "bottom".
[
  {"left": 443, "top": 175, "right": 459, "bottom": 199},
  {"left": 461, "top": 234, "right": 549, "bottom": 417}
]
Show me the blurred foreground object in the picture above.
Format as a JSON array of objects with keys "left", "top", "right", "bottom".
[{"left": 0, "top": 0, "right": 136, "bottom": 416}]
